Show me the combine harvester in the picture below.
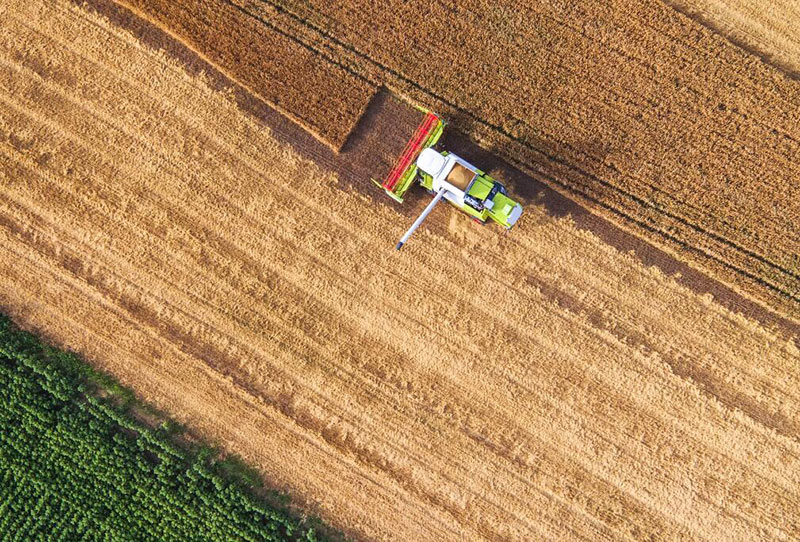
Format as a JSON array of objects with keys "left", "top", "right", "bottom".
[{"left": 375, "top": 109, "right": 523, "bottom": 249}]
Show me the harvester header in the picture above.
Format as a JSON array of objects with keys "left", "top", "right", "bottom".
[
  {"left": 379, "top": 110, "right": 445, "bottom": 202},
  {"left": 375, "top": 108, "right": 522, "bottom": 249}
]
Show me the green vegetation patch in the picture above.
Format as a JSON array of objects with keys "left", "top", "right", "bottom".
[{"left": 0, "top": 315, "right": 324, "bottom": 541}]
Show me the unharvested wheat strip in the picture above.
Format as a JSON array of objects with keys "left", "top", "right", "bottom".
[
  {"left": 666, "top": 0, "right": 800, "bottom": 77},
  {"left": 109, "top": 0, "right": 375, "bottom": 150},
  {"left": 276, "top": 0, "right": 800, "bottom": 140}
]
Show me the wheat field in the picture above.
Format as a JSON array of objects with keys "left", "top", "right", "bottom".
[
  {"left": 114, "top": 0, "right": 800, "bottom": 318},
  {"left": 1, "top": 0, "right": 798, "bottom": 540}
]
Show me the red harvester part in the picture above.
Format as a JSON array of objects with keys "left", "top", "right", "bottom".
[{"left": 382, "top": 111, "right": 440, "bottom": 192}]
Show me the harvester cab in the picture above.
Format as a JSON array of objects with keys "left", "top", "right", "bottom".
[{"left": 374, "top": 109, "right": 523, "bottom": 249}]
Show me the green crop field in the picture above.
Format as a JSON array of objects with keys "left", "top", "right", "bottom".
[{"left": 0, "top": 315, "right": 325, "bottom": 541}]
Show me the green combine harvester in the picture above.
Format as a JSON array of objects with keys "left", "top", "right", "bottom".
[{"left": 375, "top": 109, "right": 523, "bottom": 249}]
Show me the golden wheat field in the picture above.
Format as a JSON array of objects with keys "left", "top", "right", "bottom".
[
  {"left": 114, "top": 0, "right": 800, "bottom": 319},
  {"left": 1, "top": 0, "right": 799, "bottom": 540}
]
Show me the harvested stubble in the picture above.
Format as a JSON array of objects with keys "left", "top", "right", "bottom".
[
  {"left": 115, "top": 0, "right": 374, "bottom": 150},
  {"left": 2, "top": 1, "right": 800, "bottom": 540},
  {"left": 131, "top": 0, "right": 800, "bottom": 319}
]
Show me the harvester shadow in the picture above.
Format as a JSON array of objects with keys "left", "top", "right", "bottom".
[
  {"left": 442, "top": 129, "right": 577, "bottom": 218},
  {"left": 339, "top": 98, "right": 604, "bottom": 231},
  {"left": 335, "top": 89, "right": 433, "bottom": 215}
]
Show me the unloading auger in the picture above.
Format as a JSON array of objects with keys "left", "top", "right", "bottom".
[{"left": 374, "top": 109, "right": 523, "bottom": 249}]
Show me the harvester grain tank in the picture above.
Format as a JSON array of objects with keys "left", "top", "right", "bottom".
[{"left": 375, "top": 109, "right": 523, "bottom": 249}]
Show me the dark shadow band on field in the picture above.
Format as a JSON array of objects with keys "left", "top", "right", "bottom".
[{"left": 76, "top": 0, "right": 799, "bottom": 345}]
